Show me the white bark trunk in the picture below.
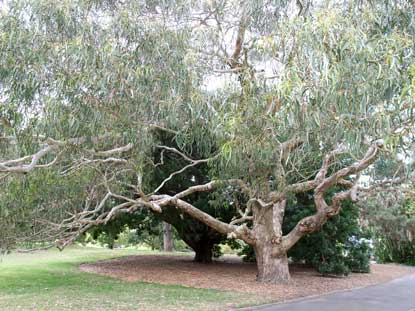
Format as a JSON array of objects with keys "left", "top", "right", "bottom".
[
  {"left": 255, "top": 244, "right": 290, "bottom": 282},
  {"left": 251, "top": 201, "right": 290, "bottom": 283},
  {"left": 163, "top": 222, "right": 173, "bottom": 252}
]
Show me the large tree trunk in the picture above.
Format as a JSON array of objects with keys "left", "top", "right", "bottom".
[
  {"left": 158, "top": 208, "right": 224, "bottom": 264},
  {"left": 252, "top": 200, "right": 290, "bottom": 283},
  {"left": 163, "top": 222, "right": 173, "bottom": 252},
  {"left": 193, "top": 241, "right": 214, "bottom": 263},
  {"left": 255, "top": 244, "right": 290, "bottom": 282}
]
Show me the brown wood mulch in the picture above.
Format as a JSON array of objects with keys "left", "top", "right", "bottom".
[{"left": 79, "top": 254, "right": 415, "bottom": 301}]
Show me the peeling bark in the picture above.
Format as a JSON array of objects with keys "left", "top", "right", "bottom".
[
  {"left": 255, "top": 244, "right": 290, "bottom": 282},
  {"left": 250, "top": 200, "right": 290, "bottom": 283}
]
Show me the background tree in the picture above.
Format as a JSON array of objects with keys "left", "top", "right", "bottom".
[
  {"left": 147, "top": 130, "right": 237, "bottom": 262},
  {"left": 1, "top": 0, "right": 415, "bottom": 283},
  {"left": 357, "top": 155, "right": 415, "bottom": 265},
  {"left": 361, "top": 191, "right": 415, "bottom": 265},
  {"left": 163, "top": 222, "right": 173, "bottom": 252}
]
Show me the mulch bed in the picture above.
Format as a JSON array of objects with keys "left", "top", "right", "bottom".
[{"left": 80, "top": 254, "right": 415, "bottom": 301}]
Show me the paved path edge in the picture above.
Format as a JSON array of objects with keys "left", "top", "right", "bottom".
[{"left": 231, "top": 269, "right": 415, "bottom": 311}]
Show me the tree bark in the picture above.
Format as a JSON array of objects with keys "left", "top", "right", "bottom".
[
  {"left": 251, "top": 200, "right": 290, "bottom": 282},
  {"left": 163, "top": 222, "right": 173, "bottom": 252},
  {"left": 157, "top": 205, "right": 225, "bottom": 264},
  {"left": 255, "top": 244, "right": 290, "bottom": 282},
  {"left": 193, "top": 242, "right": 214, "bottom": 263}
]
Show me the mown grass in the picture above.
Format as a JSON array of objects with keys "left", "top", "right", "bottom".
[{"left": 0, "top": 247, "right": 260, "bottom": 311}]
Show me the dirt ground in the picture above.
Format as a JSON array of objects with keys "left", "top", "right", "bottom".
[{"left": 80, "top": 254, "right": 415, "bottom": 301}]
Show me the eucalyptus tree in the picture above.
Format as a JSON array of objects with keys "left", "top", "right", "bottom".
[{"left": 1, "top": 0, "right": 415, "bottom": 283}]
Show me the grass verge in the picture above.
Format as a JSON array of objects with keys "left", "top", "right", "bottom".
[{"left": 0, "top": 246, "right": 260, "bottom": 311}]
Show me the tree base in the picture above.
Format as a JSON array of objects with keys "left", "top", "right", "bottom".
[
  {"left": 193, "top": 245, "right": 213, "bottom": 263},
  {"left": 255, "top": 245, "right": 290, "bottom": 283}
]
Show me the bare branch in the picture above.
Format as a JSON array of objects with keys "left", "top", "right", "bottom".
[
  {"left": 94, "top": 143, "right": 133, "bottom": 157},
  {"left": 227, "top": 14, "right": 248, "bottom": 69},
  {"left": 1, "top": 136, "right": 133, "bottom": 174},
  {"left": 315, "top": 140, "right": 383, "bottom": 194},
  {"left": 172, "top": 179, "right": 252, "bottom": 199},
  {"left": 151, "top": 145, "right": 220, "bottom": 194},
  {"left": 154, "top": 195, "right": 255, "bottom": 244},
  {"left": 0, "top": 145, "right": 54, "bottom": 173},
  {"left": 230, "top": 201, "right": 253, "bottom": 225},
  {"left": 280, "top": 138, "right": 304, "bottom": 155},
  {"left": 281, "top": 141, "right": 384, "bottom": 251},
  {"left": 146, "top": 123, "right": 178, "bottom": 135},
  {"left": 314, "top": 144, "right": 348, "bottom": 183},
  {"left": 155, "top": 145, "right": 195, "bottom": 162}
]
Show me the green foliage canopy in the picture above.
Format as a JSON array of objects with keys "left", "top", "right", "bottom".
[{"left": 1, "top": 0, "right": 415, "bottom": 253}]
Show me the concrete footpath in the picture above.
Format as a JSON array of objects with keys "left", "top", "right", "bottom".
[{"left": 245, "top": 273, "right": 415, "bottom": 311}]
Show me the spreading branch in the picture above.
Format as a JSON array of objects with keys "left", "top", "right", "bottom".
[
  {"left": 0, "top": 137, "right": 133, "bottom": 173},
  {"left": 151, "top": 145, "right": 220, "bottom": 194},
  {"left": 281, "top": 140, "right": 384, "bottom": 251},
  {"left": 0, "top": 145, "right": 55, "bottom": 173},
  {"left": 51, "top": 178, "right": 257, "bottom": 248}
]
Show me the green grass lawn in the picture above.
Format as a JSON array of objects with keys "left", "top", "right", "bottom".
[{"left": 0, "top": 247, "right": 259, "bottom": 311}]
